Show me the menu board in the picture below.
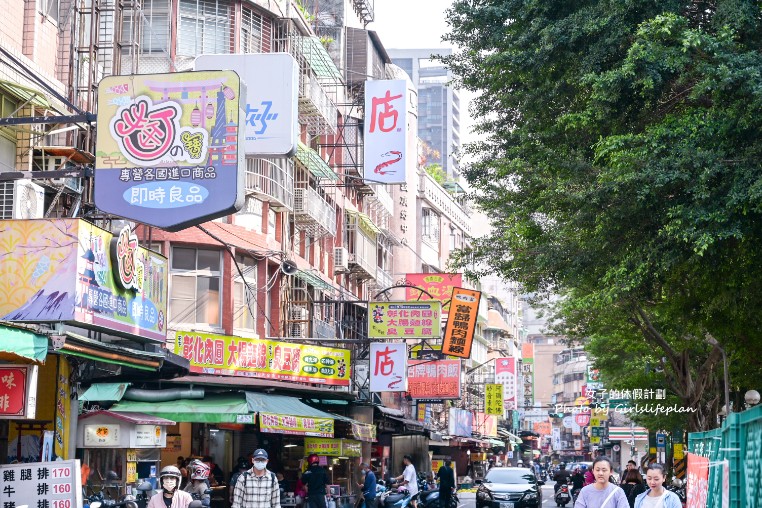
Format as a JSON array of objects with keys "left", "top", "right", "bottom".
[{"left": 0, "top": 459, "right": 82, "bottom": 508}]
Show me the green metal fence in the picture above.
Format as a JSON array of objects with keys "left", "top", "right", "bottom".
[{"left": 687, "top": 404, "right": 762, "bottom": 508}]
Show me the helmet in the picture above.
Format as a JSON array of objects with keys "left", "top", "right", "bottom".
[
  {"left": 308, "top": 454, "right": 320, "bottom": 465},
  {"left": 189, "top": 459, "right": 210, "bottom": 480},
  {"left": 160, "top": 466, "right": 182, "bottom": 480}
]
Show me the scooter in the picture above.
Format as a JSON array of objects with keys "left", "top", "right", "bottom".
[
  {"left": 553, "top": 483, "right": 572, "bottom": 507},
  {"left": 418, "top": 489, "right": 458, "bottom": 508},
  {"left": 666, "top": 478, "right": 686, "bottom": 508},
  {"left": 380, "top": 482, "right": 413, "bottom": 508}
]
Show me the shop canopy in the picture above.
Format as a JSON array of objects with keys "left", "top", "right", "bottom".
[
  {"left": 0, "top": 324, "right": 48, "bottom": 363},
  {"left": 80, "top": 383, "right": 131, "bottom": 402},
  {"left": 112, "top": 393, "right": 252, "bottom": 424}
]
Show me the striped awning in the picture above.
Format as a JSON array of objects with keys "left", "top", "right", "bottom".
[
  {"left": 296, "top": 142, "right": 338, "bottom": 180},
  {"left": 608, "top": 427, "right": 649, "bottom": 441}
]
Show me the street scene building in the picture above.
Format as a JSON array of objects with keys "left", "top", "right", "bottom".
[{"left": 1, "top": 1, "right": 760, "bottom": 508}]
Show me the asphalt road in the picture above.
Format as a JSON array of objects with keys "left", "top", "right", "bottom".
[{"left": 458, "top": 485, "right": 570, "bottom": 508}]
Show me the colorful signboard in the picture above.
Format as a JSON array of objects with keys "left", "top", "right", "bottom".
[
  {"left": 442, "top": 288, "right": 481, "bottom": 358},
  {"left": 0, "top": 460, "right": 82, "bottom": 508},
  {"left": 448, "top": 408, "right": 473, "bottom": 437},
  {"left": 368, "top": 301, "right": 441, "bottom": 338},
  {"left": 533, "top": 421, "right": 552, "bottom": 436},
  {"left": 95, "top": 71, "right": 245, "bottom": 231},
  {"left": 404, "top": 273, "right": 463, "bottom": 312},
  {"left": 369, "top": 343, "right": 407, "bottom": 392},
  {"left": 686, "top": 453, "right": 709, "bottom": 508},
  {"left": 54, "top": 358, "right": 71, "bottom": 461},
  {"left": 0, "top": 219, "right": 168, "bottom": 342},
  {"left": 175, "top": 331, "right": 350, "bottom": 386},
  {"left": 474, "top": 412, "right": 498, "bottom": 437},
  {"left": 485, "top": 384, "right": 504, "bottom": 416},
  {"left": 0, "top": 365, "right": 38, "bottom": 419},
  {"left": 196, "top": 53, "right": 299, "bottom": 156},
  {"left": 586, "top": 365, "right": 603, "bottom": 390},
  {"left": 364, "top": 79, "right": 413, "bottom": 184},
  {"left": 495, "top": 357, "right": 517, "bottom": 410},
  {"left": 521, "top": 343, "right": 535, "bottom": 408},
  {"left": 407, "top": 359, "right": 461, "bottom": 400},
  {"left": 304, "top": 437, "right": 341, "bottom": 456},
  {"left": 259, "top": 413, "right": 334, "bottom": 437}
]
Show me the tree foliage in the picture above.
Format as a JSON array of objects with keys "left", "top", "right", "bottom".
[{"left": 443, "top": 0, "right": 762, "bottom": 431}]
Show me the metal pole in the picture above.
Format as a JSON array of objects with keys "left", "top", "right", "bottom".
[{"left": 723, "top": 348, "right": 731, "bottom": 414}]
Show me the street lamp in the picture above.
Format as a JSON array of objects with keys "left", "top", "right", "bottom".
[{"left": 744, "top": 389, "right": 761, "bottom": 408}]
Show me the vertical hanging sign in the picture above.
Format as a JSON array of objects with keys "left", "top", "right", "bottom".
[
  {"left": 369, "top": 343, "right": 407, "bottom": 392},
  {"left": 485, "top": 384, "right": 504, "bottom": 416},
  {"left": 495, "top": 357, "right": 517, "bottom": 410},
  {"left": 441, "top": 288, "right": 481, "bottom": 358},
  {"left": 364, "top": 79, "right": 409, "bottom": 184}
]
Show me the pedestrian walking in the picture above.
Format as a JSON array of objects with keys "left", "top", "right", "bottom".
[
  {"left": 231, "top": 449, "right": 280, "bottom": 508},
  {"left": 357, "top": 463, "right": 378, "bottom": 508},
  {"left": 436, "top": 460, "right": 455, "bottom": 508},
  {"left": 632, "top": 464, "right": 682, "bottom": 508},
  {"left": 302, "top": 454, "right": 330, "bottom": 508},
  {"left": 573, "top": 457, "right": 628, "bottom": 508},
  {"left": 619, "top": 470, "right": 646, "bottom": 508}
]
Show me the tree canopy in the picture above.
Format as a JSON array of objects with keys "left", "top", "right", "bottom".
[{"left": 443, "top": 0, "right": 762, "bottom": 431}]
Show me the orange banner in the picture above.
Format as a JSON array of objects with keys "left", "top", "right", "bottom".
[{"left": 442, "top": 288, "right": 481, "bottom": 358}]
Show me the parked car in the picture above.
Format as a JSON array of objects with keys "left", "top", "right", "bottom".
[{"left": 475, "top": 467, "right": 543, "bottom": 508}]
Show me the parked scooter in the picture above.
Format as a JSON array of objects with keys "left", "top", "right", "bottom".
[
  {"left": 380, "top": 480, "right": 413, "bottom": 508},
  {"left": 553, "top": 483, "right": 572, "bottom": 507},
  {"left": 418, "top": 489, "right": 458, "bottom": 508},
  {"left": 666, "top": 478, "right": 686, "bottom": 507}
]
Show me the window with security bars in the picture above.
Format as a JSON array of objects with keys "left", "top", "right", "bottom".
[
  {"left": 121, "top": 0, "right": 170, "bottom": 54},
  {"left": 177, "top": 0, "right": 233, "bottom": 57},
  {"left": 241, "top": 7, "right": 272, "bottom": 53}
]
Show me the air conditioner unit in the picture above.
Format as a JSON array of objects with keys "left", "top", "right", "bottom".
[
  {"left": 288, "top": 306, "right": 309, "bottom": 338},
  {"left": 289, "top": 306, "right": 309, "bottom": 322},
  {"left": 32, "top": 155, "right": 82, "bottom": 191},
  {"left": 334, "top": 247, "right": 349, "bottom": 272},
  {"left": 0, "top": 180, "right": 45, "bottom": 220}
]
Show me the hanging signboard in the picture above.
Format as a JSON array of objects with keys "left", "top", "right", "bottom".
[
  {"left": 485, "top": 383, "right": 504, "bottom": 415},
  {"left": 521, "top": 343, "right": 535, "bottom": 408},
  {"left": 132, "top": 425, "right": 165, "bottom": 447},
  {"left": 368, "top": 301, "right": 441, "bottom": 338},
  {"left": 0, "top": 220, "right": 168, "bottom": 343},
  {"left": 259, "top": 413, "right": 334, "bottom": 438},
  {"left": 304, "top": 438, "right": 341, "bottom": 456},
  {"left": 369, "top": 343, "right": 407, "bottom": 392},
  {"left": 406, "top": 359, "right": 461, "bottom": 401},
  {"left": 364, "top": 79, "right": 414, "bottom": 184},
  {"left": 84, "top": 424, "right": 121, "bottom": 447},
  {"left": 448, "top": 408, "right": 473, "bottom": 437},
  {"left": 95, "top": 71, "right": 246, "bottom": 231},
  {"left": 196, "top": 53, "right": 299, "bottom": 156},
  {"left": 404, "top": 273, "right": 462, "bottom": 312},
  {"left": 0, "top": 459, "right": 82, "bottom": 508},
  {"left": 175, "top": 331, "right": 350, "bottom": 386},
  {"left": 441, "top": 288, "right": 481, "bottom": 358},
  {"left": 0, "top": 365, "right": 38, "bottom": 419},
  {"left": 495, "top": 357, "right": 517, "bottom": 410},
  {"left": 474, "top": 412, "right": 498, "bottom": 437}
]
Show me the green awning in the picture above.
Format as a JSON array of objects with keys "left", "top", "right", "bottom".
[
  {"left": 298, "top": 37, "right": 343, "bottom": 81},
  {"left": 80, "top": 383, "right": 131, "bottom": 402},
  {"left": 245, "top": 392, "right": 337, "bottom": 419},
  {"left": 295, "top": 269, "right": 335, "bottom": 292},
  {"left": 112, "top": 394, "right": 252, "bottom": 424},
  {"left": 488, "top": 438, "right": 505, "bottom": 447},
  {"left": 0, "top": 324, "right": 48, "bottom": 363},
  {"left": 0, "top": 80, "right": 50, "bottom": 109},
  {"left": 296, "top": 142, "right": 338, "bottom": 180},
  {"left": 347, "top": 210, "right": 380, "bottom": 238}
]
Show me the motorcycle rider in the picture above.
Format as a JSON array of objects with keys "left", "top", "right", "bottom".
[
  {"left": 184, "top": 459, "right": 212, "bottom": 507},
  {"left": 553, "top": 463, "right": 571, "bottom": 493},
  {"left": 571, "top": 467, "right": 585, "bottom": 500},
  {"left": 148, "top": 466, "right": 194, "bottom": 508}
]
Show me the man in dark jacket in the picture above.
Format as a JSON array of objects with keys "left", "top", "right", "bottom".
[
  {"left": 358, "top": 463, "right": 377, "bottom": 508},
  {"left": 302, "top": 454, "right": 329, "bottom": 508},
  {"left": 436, "top": 460, "right": 455, "bottom": 508}
]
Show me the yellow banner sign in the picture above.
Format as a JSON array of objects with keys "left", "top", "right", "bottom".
[
  {"left": 485, "top": 384, "right": 504, "bottom": 415},
  {"left": 259, "top": 413, "right": 334, "bottom": 437},
  {"left": 305, "top": 438, "right": 341, "bottom": 456},
  {"left": 368, "top": 302, "right": 441, "bottom": 338},
  {"left": 175, "top": 331, "right": 350, "bottom": 386},
  {"left": 674, "top": 443, "right": 684, "bottom": 460}
]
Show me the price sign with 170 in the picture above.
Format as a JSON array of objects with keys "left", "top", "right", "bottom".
[{"left": 0, "top": 459, "right": 83, "bottom": 508}]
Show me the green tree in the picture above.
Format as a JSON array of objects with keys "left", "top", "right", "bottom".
[
  {"left": 425, "top": 163, "right": 447, "bottom": 185},
  {"left": 443, "top": 1, "right": 762, "bottom": 431}
]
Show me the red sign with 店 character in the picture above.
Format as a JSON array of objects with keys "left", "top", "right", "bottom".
[
  {"left": 0, "top": 367, "right": 29, "bottom": 417},
  {"left": 441, "top": 288, "right": 482, "bottom": 359}
]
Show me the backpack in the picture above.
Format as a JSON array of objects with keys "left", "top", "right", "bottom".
[{"left": 240, "top": 471, "right": 278, "bottom": 493}]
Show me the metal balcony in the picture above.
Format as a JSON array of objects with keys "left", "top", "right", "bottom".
[
  {"left": 351, "top": 0, "right": 374, "bottom": 26},
  {"left": 299, "top": 73, "right": 338, "bottom": 133},
  {"left": 345, "top": 212, "right": 378, "bottom": 280},
  {"left": 293, "top": 186, "right": 337, "bottom": 238},
  {"left": 245, "top": 157, "right": 294, "bottom": 212},
  {"left": 375, "top": 267, "right": 393, "bottom": 291}
]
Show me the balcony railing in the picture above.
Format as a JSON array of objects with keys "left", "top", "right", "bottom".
[
  {"left": 299, "top": 73, "right": 338, "bottom": 133},
  {"left": 313, "top": 318, "right": 334, "bottom": 339},
  {"left": 293, "top": 187, "right": 337, "bottom": 238},
  {"left": 419, "top": 172, "right": 472, "bottom": 236},
  {"left": 375, "top": 267, "right": 393, "bottom": 290},
  {"left": 245, "top": 157, "right": 294, "bottom": 212},
  {"left": 345, "top": 212, "right": 377, "bottom": 280}
]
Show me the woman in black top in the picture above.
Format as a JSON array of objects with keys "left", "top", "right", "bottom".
[{"left": 619, "top": 469, "right": 647, "bottom": 508}]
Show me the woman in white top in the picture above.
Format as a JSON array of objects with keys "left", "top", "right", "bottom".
[
  {"left": 574, "top": 457, "right": 629, "bottom": 508},
  {"left": 633, "top": 464, "right": 682, "bottom": 508}
]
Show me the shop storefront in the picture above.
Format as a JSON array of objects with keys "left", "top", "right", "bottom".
[{"left": 76, "top": 410, "right": 175, "bottom": 497}]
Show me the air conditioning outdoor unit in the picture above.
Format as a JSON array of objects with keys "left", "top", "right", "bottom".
[
  {"left": 334, "top": 247, "right": 349, "bottom": 272},
  {"left": 0, "top": 180, "right": 45, "bottom": 220},
  {"left": 288, "top": 306, "right": 309, "bottom": 338},
  {"left": 32, "top": 155, "right": 81, "bottom": 191}
]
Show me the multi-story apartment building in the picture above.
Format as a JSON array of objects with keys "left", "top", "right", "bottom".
[{"left": 387, "top": 48, "right": 461, "bottom": 180}]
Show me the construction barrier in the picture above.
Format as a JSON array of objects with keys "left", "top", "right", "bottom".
[{"left": 688, "top": 404, "right": 762, "bottom": 508}]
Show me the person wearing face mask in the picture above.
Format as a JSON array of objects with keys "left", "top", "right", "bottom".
[
  {"left": 148, "top": 466, "right": 194, "bottom": 508},
  {"left": 357, "top": 463, "right": 377, "bottom": 508},
  {"left": 231, "top": 448, "right": 281, "bottom": 508}
]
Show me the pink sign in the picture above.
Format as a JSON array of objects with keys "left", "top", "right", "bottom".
[
  {"left": 575, "top": 413, "right": 591, "bottom": 426},
  {"left": 686, "top": 453, "right": 709, "bottom": 508},
  {"left": 495, "top": 357, "right": 517, "bottom": 410},
  {"left": 405, "top": 273, "right": 463, "bottom": 312}
]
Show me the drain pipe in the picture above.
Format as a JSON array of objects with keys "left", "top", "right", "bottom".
[{"left": 123, "top": 388, "right": 204, "bottom": 402}]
